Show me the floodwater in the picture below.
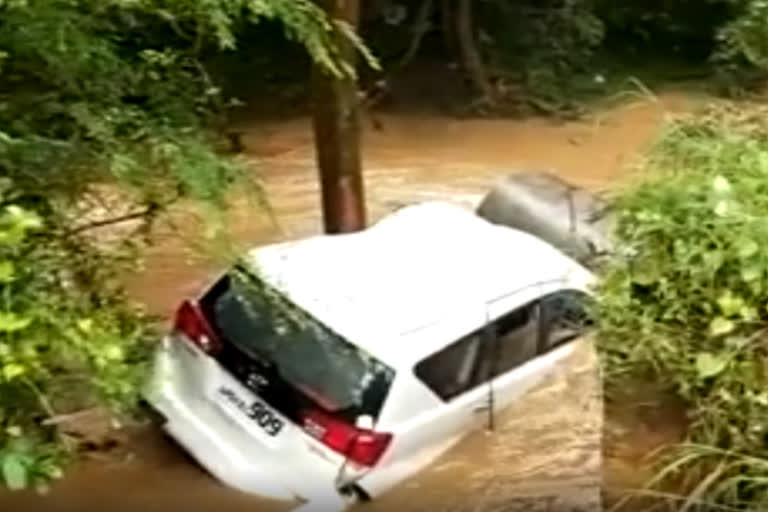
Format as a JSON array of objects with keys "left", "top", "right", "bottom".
[{"left": 0, "top": 91, "right": 700, "bottom": 512}]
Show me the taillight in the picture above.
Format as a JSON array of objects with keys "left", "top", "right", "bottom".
[
  {"left": 348, "top": 429, "right": 393, "bottom": 467},
  {"left": 302, "top": 409, "right": 392, "bottom": 467},
  {"left": 173, "top": 300, "right": 219, "bottom": 353}
]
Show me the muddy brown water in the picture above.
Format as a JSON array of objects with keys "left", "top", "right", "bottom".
[{"left": 1, "top": 92, "right": 700, "bottom": 511}]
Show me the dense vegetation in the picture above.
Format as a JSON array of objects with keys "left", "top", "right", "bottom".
[
  {"left": 238, "top": 0, "right": 768, "bottom": 114},
  {"left": 480, "top": 0, "right": 768, "bottom": 100},
  {"left": 0, "top": 0, "right": 362, "bottom": 490},
  {"left": 596, "top": 103, "right": 768, "bottom": 510}
]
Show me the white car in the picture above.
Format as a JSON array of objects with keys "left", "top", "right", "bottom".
[{"left": 143, "top": 201, "right": 596, "bottom": 511}]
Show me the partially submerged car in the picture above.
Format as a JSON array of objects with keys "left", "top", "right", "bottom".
[{"left": 143, "top": 201, "right": 596, "bottom": 511}]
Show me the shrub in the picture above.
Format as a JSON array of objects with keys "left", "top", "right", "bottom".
[
  {"left": 0, "top": 0, "right": 372, "bottom": 492},
  {"left": 596, "top": 102, "right": 768, "bottom": 509},
  {"left": 0, "top": 187, "right": 156, "bottom": 491}
]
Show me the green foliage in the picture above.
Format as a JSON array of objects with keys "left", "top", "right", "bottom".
[
  {"left": 715, "top": 0, "right": 768, "bottom": 76},
  {"left": 480, "top": 0, "right": 605, "bottom": 103},
  {"left": 595, "top": 102, "right": 768, "bottom": 509},
  {"left": 0, "top": 0, "right": 376, "bottom": 210},
  {"left": 464, "top": 0, "right": 768, "bottom": 109},
  {"left": 0, "top": 0, "right": 362, "bottom": 492},
  {"left": 593, "top": 0, "right": 768, "bottom": 84},
  {"left": 0, "top": 192, "right": 154, "bottom": 491}
]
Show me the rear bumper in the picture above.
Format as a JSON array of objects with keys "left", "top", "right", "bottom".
[
  {"left": 146, "top": 383, "right": 299, "bottom": 502},
  {"left": 142, "top": 339, "right": 350, "bottom": 511}
]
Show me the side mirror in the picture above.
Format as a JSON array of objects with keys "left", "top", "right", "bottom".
[{"left": 355, "top": 414, "right": 374, "bottom": 430}]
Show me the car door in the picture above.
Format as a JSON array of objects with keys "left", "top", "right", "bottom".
[
  {"left": 479, "top": 282, "right": 584, "bottom": 418},
  {"left": 360, "top": 322, "right": 500, "bottom": 496},
  {"left": 412, "top": 327, "right": 493, "bottom": 431}
]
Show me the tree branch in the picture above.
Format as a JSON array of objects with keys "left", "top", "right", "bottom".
[
  {"left": 397, "top": 0, "right": 435, "bottom": 71},
  {"left": 455, "top": 0, "right": 496, "bottom": 105},
  {"left": 65, "top": 207, "right": 156, "bottom": 237}
]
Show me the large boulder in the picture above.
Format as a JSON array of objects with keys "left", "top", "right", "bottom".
[{"left": 476, "top": 171, "right": 615, "bottom": 267}]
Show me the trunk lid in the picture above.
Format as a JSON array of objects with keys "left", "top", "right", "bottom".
[{"left": 183, "top": 266, "right": 396, "bottom": 473}]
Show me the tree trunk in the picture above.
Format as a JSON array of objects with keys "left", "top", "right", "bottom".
[
  {"left": 441, "top": 0, "right": 457, "bottom": 56},
  {"left": 311, "top": 0, "right": 367, "bottom": 234},
  {"left": 455, "top": 0, "right": 496, "bottom": 104},
  {"left": 397, "top": 0, "right": 434, "bottom": 70}
]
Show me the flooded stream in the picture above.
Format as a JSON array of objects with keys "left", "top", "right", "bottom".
[{"left": 1, "top": 92, "right": 700, "bottom": 511}]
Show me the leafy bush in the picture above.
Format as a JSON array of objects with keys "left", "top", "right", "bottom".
[
  {"left": 0, "top": 187, "right": 155, "bottom": 491},
  {"left": 0, "top": 0, "right": 340, "bottom": 211},
  {"left": 716, "top": 0, "right": 768, "bottom": 68},
  {"left": 0, "top": 0, "right": 367, "bottom": 492},
  {"left": 478, "top": 0, "right": 605, "bottom": 108},
  {"left": 596, "top": 102, "right": 768, "bottom": 509},
  {"left": 470, "top": 0, "right": 768, "bottom": 106},
  {"left": 714, "top": 0, "right": 768, "bottom": 90}
]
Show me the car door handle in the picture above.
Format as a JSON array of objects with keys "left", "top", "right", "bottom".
[{"left": 472, "top": 403, "right": 490, "bottom": 413}]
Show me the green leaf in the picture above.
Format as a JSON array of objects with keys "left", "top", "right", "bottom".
[
  {"left": 2, "top": 363, "right": 25, "bottom": 381},
  {"left": 741, "top": 263, "right": 762, "bottom": 282},
  {"left": 3, "top": 205, "right": 41, "bottom": 231},
  {"left": 738, "top": 238, "right": 760, "bottom": 259},
  {"left": 5, "top": 426, "right": 22, "bottom": 437},
  {"left": 709, "top": 316, "right": 736, "bottom": 336},
  {"left": 1, "top": 453, "right": 28, "bottom": 491},
  {"left": 702, "top": 250, "right": 724, "bottom": 272},
  {"left": 696, "top": 352, "right": 729, "bottom": 379},
  {"left": 714, "top": 199, "right": 730, "bottom": 217},
  {"left": 740, "top": 305, "right": 758, "bottom": 322},
  {"left": 45, "top": 464, "right": 63, "bottom": 480},
  {"left": 713, "top": 175, "right": 732, "bottom": 194},
  {"left": 0, "top": 313, "right": 31, "bottom": 332},
  {"left": 103, "top": 344, "right": 123, "bottom": 361},
  {"left": 716, "top": 292, "right": 745, "bottom": 317},
  {"left": 631, "top": 261, "right": 659, "bottom": 286},
  {"left": 0, "top": 261, "right": 15, "bottom": 283},
  {"left": 76, "top": 319, "right": 93, "bottom": 333}
]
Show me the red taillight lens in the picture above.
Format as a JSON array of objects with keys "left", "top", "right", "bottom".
[
  {"left": 173, "top": 300, "right": 219, "bottom": 353},
  {"left": 302, "top": 409, "right": 392, "bottom": 467},
  {"left": 348, "top": 430, "right": 393, "bottom": 467}
]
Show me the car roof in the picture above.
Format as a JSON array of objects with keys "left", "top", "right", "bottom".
[{"left": 246, "top": 201, "right": 595, "bottom": 368}]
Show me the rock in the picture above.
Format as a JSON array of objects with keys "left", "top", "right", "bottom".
[{"left": 476, "top": 171, "right": 615, "bottom": 267}]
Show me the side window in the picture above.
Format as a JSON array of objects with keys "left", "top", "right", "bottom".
[
  {"left": 414, "top": 332, "right": 483, "bottom": 401},
  {"left": 538, "top": 290, "right": 593, "bottom": 353},
  {"left": 486, "top": 302, "right": 541, "bottom": 377}
]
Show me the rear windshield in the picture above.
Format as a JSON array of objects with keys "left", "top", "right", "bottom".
[{"left": 201, "top": 266, "right": 394, "bottom": 420}]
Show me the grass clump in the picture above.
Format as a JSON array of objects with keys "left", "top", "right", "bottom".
[{"left": 596, "top": 102, "right": 768, "bottom": 510}]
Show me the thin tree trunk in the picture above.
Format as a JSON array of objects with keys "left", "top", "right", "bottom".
[
  {"left": 311, "top": 0, "right": 367, "bottom": 234},
  {"left": 441, "top": 0, "right": 456, "bottom": 56},
  {"left": 397, "top": 0, "right": 434, "bottom": 70},
  {"left": 455, "top": 0, "right": 496, "bottom": 104}
]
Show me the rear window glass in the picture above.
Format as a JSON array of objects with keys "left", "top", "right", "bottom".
[{"left": 202, "top": 267, "right": 395, "bottom": 420}]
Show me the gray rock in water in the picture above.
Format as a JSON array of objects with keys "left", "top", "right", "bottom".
[{"left": 476, "top": 171, "right": 615, "bottom": 267}]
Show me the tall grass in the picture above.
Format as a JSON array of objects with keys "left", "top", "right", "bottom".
[{"left": 596, "top": 102, "right": 768, "bottom": 510}]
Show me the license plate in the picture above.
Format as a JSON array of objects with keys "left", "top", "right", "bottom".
[{"left": 216, "top": 385, "right": 285, "bottom": 436}]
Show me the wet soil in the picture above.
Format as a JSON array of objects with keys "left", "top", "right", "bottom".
[{"left": 0, "top": 91, "right": 702, "bottom": 511}]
